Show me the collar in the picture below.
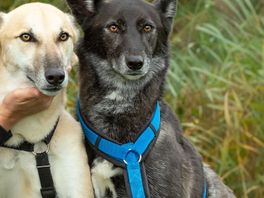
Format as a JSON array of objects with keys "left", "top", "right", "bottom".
[{"left": 1, "top": 118, "right": 59, "bottom": 153}]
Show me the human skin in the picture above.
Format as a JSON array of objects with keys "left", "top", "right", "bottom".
[{"left": 0, "top": 87, "right": 54, "bottom": 131}]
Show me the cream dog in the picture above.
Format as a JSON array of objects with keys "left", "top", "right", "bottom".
[{"left": 0, "top": 3, "right": 93, "bottom": 198}]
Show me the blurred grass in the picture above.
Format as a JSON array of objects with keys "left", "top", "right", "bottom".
[
  {"left": 1, "top": 0, "right": 264, "bottom": 197},
  {"left": 166, "top": 1, "right": 264, "bottom": 197}
]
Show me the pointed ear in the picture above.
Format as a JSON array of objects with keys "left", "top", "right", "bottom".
[
  {"left": 154, "top": 0, "right": 177, "bottom": 21},
  {"left": 66, "top": 0, "right": 97, "bottom": 26}
]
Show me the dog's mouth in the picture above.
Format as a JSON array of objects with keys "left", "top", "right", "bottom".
[
  {"left": 40, "top": 86, "right": 63, "bottom": 96},
  {"left": 27, "top": 75, "right": 63, "bottom": 96},
  {"left": 122, "top": 71, "right": 146, "bottom": 80},
  {"left": 127, "top": 71, "right": 143, "bottom": 76},
  {"left": 111, "top": 59, "right": 148, "bottom": 81},
  {"left": 42, "top": 87, "right": 62, "bottom": 92}
]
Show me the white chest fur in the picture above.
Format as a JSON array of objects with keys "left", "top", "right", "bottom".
[{"left": 91, "top": 157, "right": 123, "bottom": 198}]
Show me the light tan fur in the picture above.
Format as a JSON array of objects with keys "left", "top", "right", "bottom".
[{"left": 0, "top": 3, "right": 93, "bottom": 198}]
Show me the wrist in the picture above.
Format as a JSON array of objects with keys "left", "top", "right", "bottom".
[{"left": 0, "top": 116, "right": 13, "bottom": 131}]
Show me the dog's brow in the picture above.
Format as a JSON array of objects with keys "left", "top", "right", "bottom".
[
  {"left": 138, "top": 18, "right": 155, "bottom": 27},
  {"left": 15, "top": 28, "right": 38, "bottom": 41},
  {"left": 14, "top": 28, "right": 31, "bottom": 36}
]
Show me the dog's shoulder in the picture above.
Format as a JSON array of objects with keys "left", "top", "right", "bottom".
[
  {"left": 160, "top": 100, "right": 203, "bottom": 160},
  {"left": 160, "top": 100, "right": 184, "bottom": 141}
]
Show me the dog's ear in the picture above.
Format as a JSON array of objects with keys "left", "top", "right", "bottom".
[
  {"left": 154, "top": 0, "right": 177, "bottom": 23},
  {"left": 66, "top": 0, "right": 98, "bottom": 26}
]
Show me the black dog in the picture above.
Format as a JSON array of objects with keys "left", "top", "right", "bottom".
[{"left": 66, "top": 0, "right": 236, "bottom": 197}]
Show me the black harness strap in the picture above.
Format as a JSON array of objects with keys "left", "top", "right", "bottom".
[
  {"left": 36, "top": 152, "right": 56, "bottom": 198},
  {"left": 1, "top": 118, "right": 59, "bottom": 198}
]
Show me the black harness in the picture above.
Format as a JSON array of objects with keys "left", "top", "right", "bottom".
[{"left": 1, "top": 119, "right": 59, "bottom": 198}]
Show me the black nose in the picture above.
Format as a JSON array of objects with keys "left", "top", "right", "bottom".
[
  {"left": 45, "top": 68, "right": 65, "bottom": 86},
  {"left": 126, "top": 55, "right": 144, "bottom": 71}
]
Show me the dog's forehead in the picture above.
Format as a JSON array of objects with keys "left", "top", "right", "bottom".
[
  {"left": 98, "top": 0, "right": 160, "bottom": 23},
  {"left": 5, "top": 3, "right": 72, "bottom": 35}
]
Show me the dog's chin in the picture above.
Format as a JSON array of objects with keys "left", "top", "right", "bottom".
[
  {"left": 39, "top": 87, "right": 63, "bottom": 96},
  {"left": 26, "top": 76, "right": 63, "bottom": 96},
  {"left": 123, "top": 74, "right": 144, "bottom": 80}
]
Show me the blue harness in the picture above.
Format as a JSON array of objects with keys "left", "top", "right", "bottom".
[{"left": 77, "top": 101, "right": 207, "bottom": 198}]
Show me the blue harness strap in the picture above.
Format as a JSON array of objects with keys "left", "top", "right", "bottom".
[
  {"left": 77, "top": 100, "right": 208, "bottom": 198},
  {"left": 77, "top": 101, "right": 160, "bottom": 198},
  {"left": 203, "top": 178, "right": 208, "bottom": 198}
]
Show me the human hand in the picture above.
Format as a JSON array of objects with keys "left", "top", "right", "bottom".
[{"left": 0, "top": 88, "right": 54, "bottom": 131}]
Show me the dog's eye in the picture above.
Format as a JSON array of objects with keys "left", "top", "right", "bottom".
[
  {"left": 109, "top": 25, "right": 119, "bottom": 33},
  {"left": 59, "top": 32, "right": 69, "bottom": 42},
  {"left": 143, "top": 25, "right": 152, "bottom": 33},
  {"left": 19, "top": 33, "right": 33, "bottom": 42}
]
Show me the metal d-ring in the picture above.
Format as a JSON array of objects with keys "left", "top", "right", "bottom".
[{"left": 123, "top": 149, "right": 142, "bottom": 165}]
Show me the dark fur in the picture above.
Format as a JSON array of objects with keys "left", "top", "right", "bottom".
[{"left": 66, "top": 0, "right": 235, "bottom": 197}]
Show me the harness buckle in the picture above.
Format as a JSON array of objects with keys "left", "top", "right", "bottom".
[
  {"left": 123, "top": 149, "right": 142, "bottom": 165},
  {"left": 32, "top": 142, "right": 50, "bottom": 156}
]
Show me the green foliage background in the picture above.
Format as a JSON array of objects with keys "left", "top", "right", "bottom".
[{"left": 1, "top": 0, "right": 264, "bottom": 197}]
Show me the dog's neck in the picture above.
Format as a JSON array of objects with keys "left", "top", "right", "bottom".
[
  {"left": 9, "top": 93, "right": 63, "bottom": 145},
  {"left": 79, "top": 62, "right": 165, "bottom": 143}
]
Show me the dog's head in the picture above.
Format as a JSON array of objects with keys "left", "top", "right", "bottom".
[
  {"left": 67, "top": 0, "right": 176, "bottom": 88},
  {"left": 0, "top": 3, "right": 79, "bottom": 96}
]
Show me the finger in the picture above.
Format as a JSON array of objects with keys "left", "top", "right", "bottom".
[
  {"left": 9, "top": 87, "right": 40, "bottom": 101},
  {"left": 13, "top": 96, "right": 54, "bottom": 115},
  {"left": 3, "top": 89, "right": 52, "bottom": 110},
  {"left": 28, "top": 97, "right": 54, "bottom": 113},
  {"left": 18, "top": 88, "right": 53, "bottom": 102}
]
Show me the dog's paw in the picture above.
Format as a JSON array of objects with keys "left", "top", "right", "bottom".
[{"left": 91, "top": 157, "right": 122, "bottom": 198}]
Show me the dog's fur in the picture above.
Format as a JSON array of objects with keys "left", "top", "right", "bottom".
[
  {"left": 0, "top": 3, "right": 93, "bottom": 197},
  {"left": 67, "top": 0, "right": 236, "bottom": 197}
]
